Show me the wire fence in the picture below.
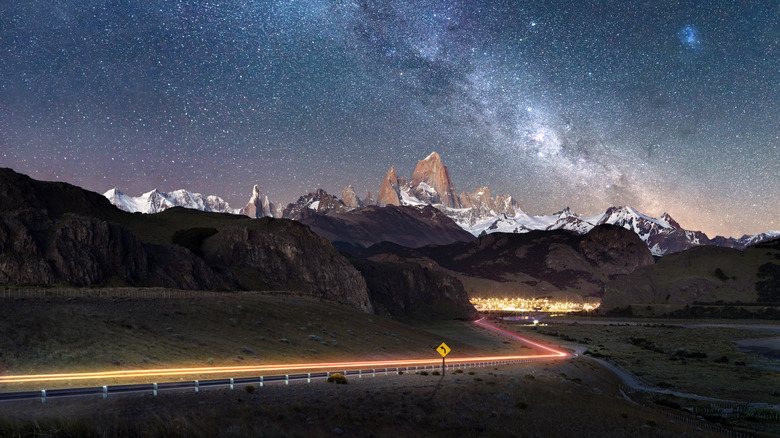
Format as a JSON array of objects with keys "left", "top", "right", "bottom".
[
  {"left": 0, "top": 288, "right": 300, "bottom": 300},
  {"left": 619, "top": 385, "right": 776, "bottom": 437}
]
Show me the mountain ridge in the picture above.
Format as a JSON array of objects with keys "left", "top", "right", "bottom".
[{"left": 99, "top": 151, "right": 778, "bottom": 255}]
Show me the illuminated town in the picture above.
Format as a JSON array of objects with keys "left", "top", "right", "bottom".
[{"left": 470, "top": 296, "right": 601, "bottom": 313}]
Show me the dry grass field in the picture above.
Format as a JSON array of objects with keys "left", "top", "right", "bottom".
[
  {"left": 1, "top": 289, "right": 777, "bottom": 437},
  {"left": 493, "top": 317, "right": 780, "bottom": 436},
  {"left": 498, "top": 318, "right": 780, "bottom": 403}
]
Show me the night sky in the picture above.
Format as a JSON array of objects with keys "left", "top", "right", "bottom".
[{"left": 1, "top": 1, "right": 778, "bottom": 238}]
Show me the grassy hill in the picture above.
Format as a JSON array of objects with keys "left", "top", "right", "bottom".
[{"left": 602, "top": 239, "right": 780, "bottom": 310}]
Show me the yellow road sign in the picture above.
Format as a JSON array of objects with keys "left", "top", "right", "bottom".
[{"left": 436, "top": 342, "right": 451, "bottom": 358}]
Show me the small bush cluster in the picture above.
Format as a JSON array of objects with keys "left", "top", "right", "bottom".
[{"left": 327, "top": 373, "right": 348, "bottom": 384}]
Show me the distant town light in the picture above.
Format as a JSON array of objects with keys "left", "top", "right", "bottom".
[{"left": 469, "top": 296, "right": 600, "bottom": 313}]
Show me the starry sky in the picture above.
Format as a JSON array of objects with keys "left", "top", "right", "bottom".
[{"left": 1, "top": 1, "right": 778, "bottom": 238}]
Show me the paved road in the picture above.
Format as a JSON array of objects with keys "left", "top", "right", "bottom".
[{"left": 0, "top": 320, "right": 569, "bottom": 404}]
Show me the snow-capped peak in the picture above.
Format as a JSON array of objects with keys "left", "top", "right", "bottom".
[{"left": 104, "top": 188, "right": 237, "bottom": 214}]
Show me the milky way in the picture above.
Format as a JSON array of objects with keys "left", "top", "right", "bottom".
[{"left": 1, "top": 1, "right": 778, "bottom": 238}]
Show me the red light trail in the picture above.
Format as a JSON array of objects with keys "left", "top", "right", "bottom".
[{"left": 0, "top": 319, "right": 568, "bottom": 384}]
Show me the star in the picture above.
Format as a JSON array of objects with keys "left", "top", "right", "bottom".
[{"left": 0, "top": 1, "right": 776, "bottom": 238}]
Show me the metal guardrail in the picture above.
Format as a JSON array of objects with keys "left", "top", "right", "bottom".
[{"left": 0, "top": 359, "right": 543, "bottom": 404}]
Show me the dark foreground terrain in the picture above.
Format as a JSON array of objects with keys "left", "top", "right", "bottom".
[{"left": 1, "top": 359, "right": 727, "bottom": 438}]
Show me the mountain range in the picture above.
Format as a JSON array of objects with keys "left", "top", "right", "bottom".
[
  {"left": 103, "top": 152, "right": 778, "bottom": 256},
  {"left": 4, "top": 168, "right": 777, "bottom": 311}
]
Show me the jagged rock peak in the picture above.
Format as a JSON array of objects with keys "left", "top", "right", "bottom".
[
  {"left": 377, "top": 166, "right": 401, "bottom": 207},
  {"left": 556, "top": 207, "right": 576, "bottom": 217},
  {"left": 240, "top": 184, "right": 278, "bottom": 219},
  {"left": 281, "top": 188, "right": 349, "bottom": 219},
  {"left": 410, "top": 152, "right": 461, "bottom": 208},
  {"left": 456, "top": 186, "right": 521, "bottom": 222},
  {"left": 341, "top": 185, "right": 362, "bottom": 209}
]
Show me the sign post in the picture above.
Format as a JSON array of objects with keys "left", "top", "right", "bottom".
[{"left": 436, "top": 342, "right": 451, "bottom": 375}]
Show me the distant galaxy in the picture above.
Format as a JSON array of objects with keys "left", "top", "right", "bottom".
[{"left": 1, "top": 1, "right": 778, "bottom": 237}]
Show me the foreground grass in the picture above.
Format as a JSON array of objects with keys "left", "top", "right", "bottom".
[{"left": 0, "top": 360, "right": 725, "bottom": 438}]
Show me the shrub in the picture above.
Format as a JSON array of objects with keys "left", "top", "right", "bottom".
[
  {"left": 171, "top": 227, "right": 218, "bottom": 257},
  {"left": 467, "top": 371, "right": 476, "bottom": 375},
  {"left": 516, "top": 401, "right": 528, "bottom": 410},
  {"left": 431, "top": 370, "right": 440, "bottom": 376},
  {"left": 418, "top": 371, "right": 429, "bottom": 376},
  {"left": 714, "top": 355, "right": 729, "bottom": 363},
  {"left": 524, "top": 374, "right": 535, "bottom": 380},
  {"left": 244, "top": 385, "right": 255, "bottom": 394},
  {"left": 473, "top": 377, "right": 482, "bottom": 382},
  {"left": 454, "top": 369, "right": 464, "bottom": 374},
  {"left": 654, "top": 399, "right": 682, "bottom": 410},
  {"left": 327, "top": 373, "right": 348, "bottom": 384}
]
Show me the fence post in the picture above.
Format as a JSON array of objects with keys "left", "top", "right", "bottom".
[
  {"left": 195, "top": 380, "right": 199, "bottom": 393},
  {"left": 153, "top": 383, "right": 158, "bottom": 396},
  {"left": 103, "top": 385, "right": 108, "bottom": 399},
  {"left": 307, "top": 373, "right": 311, "bottom": 383},
  {"left": 359, "top": 369, "right": 362, "bottom": 379},
  {"left": 41, "top": 389, "right": 46, "bottom": 404},
  {"left": 285, "top": 374, "right": 289, "bottom": 385},
  {"left": 230, "top": 378, "right": 234, "bottom": 390}
]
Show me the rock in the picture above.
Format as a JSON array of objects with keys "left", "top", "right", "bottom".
[
  {"left": 409, "top": 152, "right": 461, "bottom": 208},
  {"left": 239, "top": 184, "right": 279, "bottom": 218},
  {"left": 145, "top": 243, "right": 228, "bottom": 290},
  {"left": 341, "top": 185, "right": 362, "bottom": 209},
  {"left": 364, "top": 191, "right": 374, "bottom": 206},
  {"left": 350, "top": 257, "right": 478, "bottom": 320},
  {"left": 0, "top": 209, "right": 149, "bottom": 286},
  {"left": 376, "top": 166, "right": 401, "bottom": 207},
  {"left": 458, "top": 187, "right": 522, "bottom": 220},
  {"left": 297, "top": 204, "right": 474, "bottom": 251},
  {"left": 281, "top": 189, "right": 349, "bottom": 219},
  {"left": 203, "top": 218, "right": 373, "bottom": 312}
]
